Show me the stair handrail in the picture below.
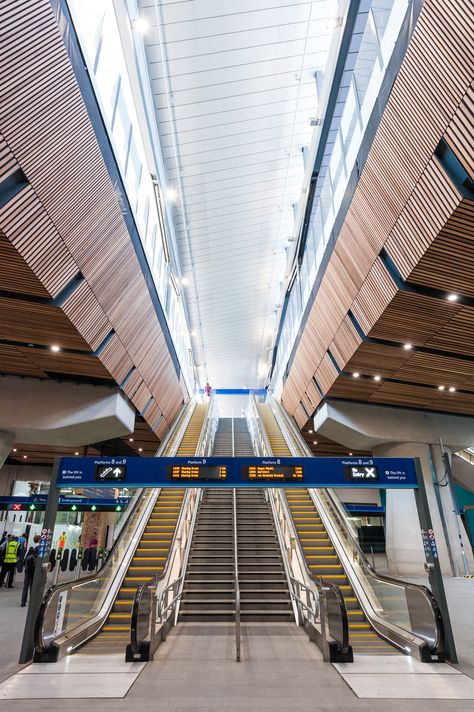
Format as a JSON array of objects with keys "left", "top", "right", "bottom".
[
  {"left": 195, "top": 393, "right": 219, "bottom": 456},
  {"left": 128, "top": 486, "right": 203, "bottom": 660},
  {"left": 268, "top": 486, "right": 351, "bottom": 659},
  {"left": 245, "top": 393, "right": 272, "bottom": 457},
  {"left": 233, "top": 488, "right": 241, "bottom": 662},
  {"left": 268, "top": 397, "right": 446, "bottom": 659}
]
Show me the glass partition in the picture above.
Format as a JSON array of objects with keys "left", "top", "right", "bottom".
[
  {"left": 316, "top": 488, "right": 442, "bottom": 651},
  {"left": 38, "top": 488, "right": 158, "bottom": 651}
]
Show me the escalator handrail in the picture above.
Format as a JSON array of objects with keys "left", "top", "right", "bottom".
[
  {"left": 319, "top": 488, "right": 445, "bottom": 650},
  {"left": 268, "top": 397, "right": 445, "bottom": 652},
  {"left": 34, "top": 486, "right": 151, "bottom": 652},
  {"left": 34, "top": 398, "right": 196, "bottom": 654},
  {"left": 246, "top": 393, "right": 272, "bottom": 457},
  {"left": 129, "top": 488, "right": 203, "bottom": 652},
  {"left": 196, "top": 393, "right": 219, "bottom": 457},
  {"left": 275, "top": 488, "right": 351, "bottom": 652}
]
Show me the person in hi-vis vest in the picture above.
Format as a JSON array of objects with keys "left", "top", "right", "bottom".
[{"left": 0, "top": 536, "right": 19, "bottom": 588}]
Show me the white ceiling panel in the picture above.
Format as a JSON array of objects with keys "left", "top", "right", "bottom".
[{"left": 139, "top": 0, "right": 336, "bottom": 387}]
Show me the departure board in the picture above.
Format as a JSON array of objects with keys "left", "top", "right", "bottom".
[
  {"left": 166, "top": 465, "right": 227, "bottom": 481},
  {"left": 244, "top": 465, "right": 304, "bottom": 481}
]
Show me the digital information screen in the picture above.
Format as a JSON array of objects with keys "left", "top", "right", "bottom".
[
  {"left": 95, "top": 465, "right": 127, "bottom": 481},
  {"left": 166, "top": 465, "right": 227, "bottom": 481},
  {"left": 345, "top": 465, "right": 379, "bottom": 482},
  {"left": 244, "top": 465, "right": 304, "bottom": 481}
]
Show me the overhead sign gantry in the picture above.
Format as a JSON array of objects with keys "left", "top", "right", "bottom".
[{"left": 56, "top": 455, "right": 418, "bottom": 489}]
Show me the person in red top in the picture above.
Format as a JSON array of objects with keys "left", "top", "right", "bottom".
[
  {"left": 204, "top": 382, "right": 212, "bottom": 397},
  {"left": 89, "top": 531, "right": 98, "bottom": 549}
]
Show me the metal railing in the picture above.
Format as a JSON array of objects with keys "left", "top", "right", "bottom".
[
  {"left": 196, "top": 393, "right": 219, "bottom": 456},
  {"left": 313, "top": 487, "right": 445, "bottom": 658},
  {"left": 233, "top": 488, "right": 241, "bottom": 662},
  {"left": 127, "top": 487, "right": 203, "bottom": 660},
  {"left": 267, "top": 396, "right": 447, "bottom": 661},
  {"left": 245, "top": 393, "right": 272, "bottom": 457},
  {"left": 33, "top": 397, "right": 201, "bottom": 661},
  {"left": 268, "top": 485, "right": 352, "bottom": 661}
]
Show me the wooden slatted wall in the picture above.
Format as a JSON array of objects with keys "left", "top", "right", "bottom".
[
  {"left": 281, "top": 0, "right": 474, "bottom": 427},
  {"left": 0, "top": 0, "right": 185, "bottom": 439}
]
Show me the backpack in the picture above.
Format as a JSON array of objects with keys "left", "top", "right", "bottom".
[{"left": 24, "top": 549, "right": 37, "bottom": 574}]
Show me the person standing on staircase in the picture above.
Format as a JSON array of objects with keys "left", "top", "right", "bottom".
[{"left": 204, "top": 382, "right": 212, "bottom": 397}]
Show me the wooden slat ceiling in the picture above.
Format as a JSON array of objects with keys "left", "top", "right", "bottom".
[
  {"left": 0, "top": 0, "right": 187, "bottom": 460},
  {"left": 281, "top": 0, "right": 474, "bottom": 428}
]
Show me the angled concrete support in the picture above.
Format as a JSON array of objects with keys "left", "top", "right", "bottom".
[{"left": 0, "top": 375, "right": 135, "bottom": 466}]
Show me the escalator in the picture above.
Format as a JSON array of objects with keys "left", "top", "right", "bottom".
[
  {"left": 257, "top": 403, "right": 291, "bottom": 456},
  {"left": 34, "top": 399, "right": 209, "bottom": 661},
  {"left": 256, "top": 397, "right": 445, "bottom": 661},
  {"left": 82, "top": 489, "right": 185, "bottom": 653}
]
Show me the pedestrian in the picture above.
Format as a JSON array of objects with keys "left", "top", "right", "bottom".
[
  {"left": 58, "top": 531, "right": 66, "bottom": 550},
  {"left": 17, "top": 531, "right": 27, "bottom": 564},
  {"left": 88, "top": 531, "right": 98, "bottom": 549},
  {"left": 204, "top": 382, "right": 212, "bottom": 397},
  {"left": 0, "top": 535, "right": 20, "bottom": 588},
  {"left": 0, "top": 531, "right": 7, "bottom": 547},
  {"left": 20, "top": 535, "right": 40, "bottom": 607}
]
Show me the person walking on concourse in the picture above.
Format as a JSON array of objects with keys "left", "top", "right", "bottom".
[
  {"left": 0, "top": 535, "right": 19, "bottom": 588},
  {"left": 21, "top": 535, "right": 40, "bottom": 607}
]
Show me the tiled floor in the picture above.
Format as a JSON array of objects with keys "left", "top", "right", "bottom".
[
  {"left": 0, "top": 578, "right": 473, "bottom": 709},
  {"left": 335, "top": 654, "right": 474, "bottom": 699},
  {"left": 0, "top": 654, "right": 145, "bottom": 700}
]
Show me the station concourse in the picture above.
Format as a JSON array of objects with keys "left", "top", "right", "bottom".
[{"left": 0, "top": 0, "right": 474, "bottom": 708}]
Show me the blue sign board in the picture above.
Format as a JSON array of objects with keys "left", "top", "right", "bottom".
[{"left": 56, "top": 456, "right": 418, "bottom": 489}]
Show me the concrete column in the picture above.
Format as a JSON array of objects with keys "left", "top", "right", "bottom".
[
  {"left": 0, "top": 430, "right": 15, "bottom": 471},
  {"left": 372, "top": 442, "right": 457, "bottom": 576},
  {"left": 430, "top": 444, "right": 472, "bottom": 576},
  {"left": 314, "top": 400, "right": 474, "bottom": 577}
]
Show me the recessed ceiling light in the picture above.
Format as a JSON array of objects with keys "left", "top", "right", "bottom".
[
  {"left": 138, "top": 447, "right": 143, "bottom": 452},
  {"left": 449, "top": 387, "right": 456, "bottom": 393},
  {"left": 129, "top": 438, "right": 134, "bottom": 442},
  {"left": 12, "top": 448, "right": 17, "bottom": 452},
  {"left": 313, "top": 441, "right": 318, "bottom": 445},
  {"left": 373, "top": 375, "right": 381, "bottom": 382},
  {"left": 165, "top": 187, "right": 177, "bottom": 202},
  {"left": 438, "top": 385, "right": 445, "bottom": 391},
  {"left": 447, "top": 293, "right": 458, "bottom": 302},
  {"left": 23, "top": 455, "right": 27, "bottom": 459},
  {"left": 75, "top": 452, "right": 79, "bottom": 456},
  {"left": 132, "top": 16, "right": 149, "bottom": 33},
  {"left": 50, "top": 345, "right": 61, "bottom": 352},
  {"left": 349, "top": 452, "right": 353, "bottom": 456},
  {"left": 352, "top": 372, "right": 360, "bottom": 378},
  {"left": 308, "top": 429, "right": 313, "bottom": 434},
  {"left": 403, "top": 343, "right": 412, "bottom": 350}
]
